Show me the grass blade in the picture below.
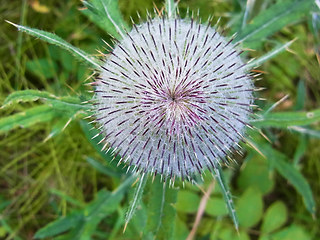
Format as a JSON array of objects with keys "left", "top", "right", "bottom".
[
  {"left": 49, "top": 189, "right": 84, "bottom": 207},
  {"left": 289, "top": 126, "right": 320, "bottom": 139},
  {"left": 235, "top": 0, "right": 314, "bottom": 47},
  {"left": 246, "top": 40, "right": 295, "bottom": 69},
  {"left": 241, "top": 0, "right": 255, "bottom": 30},
  {"left": 6, "top": 21, "right": 101, "bottom": 69}
]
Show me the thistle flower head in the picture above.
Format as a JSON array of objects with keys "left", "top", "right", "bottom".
[{"left": 92, "top": 14, "right": 254, "bottom": 181}]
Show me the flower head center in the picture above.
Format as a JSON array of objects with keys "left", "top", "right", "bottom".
[{"left": 142, "top": 84, "right": 206, "bottom": 136}]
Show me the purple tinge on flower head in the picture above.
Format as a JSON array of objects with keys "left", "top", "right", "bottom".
[{"left": 92, "top": 16, "right": 254, "bottom": 181}]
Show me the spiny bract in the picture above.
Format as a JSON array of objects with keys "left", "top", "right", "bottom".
[{"left": 92, "top": 14, "right": 254, "bottom": 181}]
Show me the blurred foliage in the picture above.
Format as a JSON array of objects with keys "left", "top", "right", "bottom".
[{"left": 1, "top": 0, "right": 320, "bottom": 239}]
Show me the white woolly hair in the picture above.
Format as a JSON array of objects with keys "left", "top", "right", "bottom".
[{"left": 92, "top": 16, "right": 254, "bottom": 181}]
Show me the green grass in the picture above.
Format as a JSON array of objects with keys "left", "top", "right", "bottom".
[{"left": 1, "top": 0, "right": 320, "bottom": 239}]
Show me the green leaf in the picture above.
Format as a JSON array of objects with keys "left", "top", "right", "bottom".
[
  {"left": 44, "top": 117, "right": 72, "bottom": 141},
  {"left": 236, "top": 187, "right": 263, "bottom": 228},
  {"left": 6, "top": 20, "right": 101, "bottom": 69},
  {"left": 165, "top": 0, "right": 176, "bottom": 18},
  {"left": 1, "top": 90, "right": 88, "bottom": 134},
  {"left": 2, "top": 90, "right": 57, "bottom": 108},
  {"left": 81, "top": 0, "right": 128, "bottom": 39},
  {"left": 271, "top": 224, "right": 311, "bottom": 240},
  {"left": 85, "top": 175, "right": 134, "bottom": 220},
  {"left": 214, "top": 166, "right": 239, "bottom": 230},
  {"left": 79, "top": 177, "right": 134, "bottom": 239},
  {"left": 235, "top": 0, "right": 314, "bottom": 47},
  {"left": 215, "top": 228, "right": 250, "bottom": 240},
  {"left": 26, "top": 58, "right": 58, "bottom": 79},
  {"left": 80, "top": 120, "right": 126, "bottom": 176},
  {"left": 205, "top": 197, "right": 228, "bottom": 217},
  {"left": 34, "top": 213, "right": 84, "bottom": 239},
  {"left": 0, "top": 217, "right": 23, "bottom": 240},
  {"left": 49, "top": 189, "right": 84, "bottom": 207},
  {"left": 85, "top": 156, "right": 121, "bottom": 177},
  {"left": 261, "top": 201, "right": 288, "bottom": 234},
  {"left": 2, "top": 90, "right": 87, "bottom": 111},
  {"left": 176, "top": 190, "right": 200, "bottom": 213},
  {"left": 289, "top": 126, "right": 320, "bottom": 139},
  {"left": 238, "top": 153, "right": 274, "bottom": 194},
  {"left": 173, "top": 216, "right": 189, "bottom": 240},
  {"left": 254, "top": 142, "right": 316, "bottom": 215},
  {"left": 144, "top": 178, "right": 165, "bottom": 238},
  {"left": 246, "top": 40, "right": 294, "bottom": 69},
  {"left": 35, "top": 176, "right": 134, "bottom": 239},
  {"left": 125, "top": 174, "right": 147, "bottom": 227},
  {"left": 252, "top": 108, "right": 320, "bottom": 128},
  {"left": 156, "top": 185, "right": 177, "bottom": 240},
  {"left": 0, "top": 105, "right": 56, "bottom": 133},
  {"left": 293, "top": 133, "right": 308, "bottom": 166},
  {"left": 0, "top": 197, "right": 11, "bottom": 211},
  {"left": 144, "top": 177, "right": 178, "bottom": 240},
  {"left": 294, "top": 80, "right": 306, "bottom": 110},
  {"left": 239, "top": 0, "right": 254, "bottom": 31},
  {"left": 124, "top": 202, "right": 147, "bottom": 238}
]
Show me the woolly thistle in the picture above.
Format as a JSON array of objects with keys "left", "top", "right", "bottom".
[{"left": 91, "top": 12, "right": 255, "bottom": 182}]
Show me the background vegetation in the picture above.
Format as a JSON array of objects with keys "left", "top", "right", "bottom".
[{"left": 0, "top": 0, "right": 319, "bottom": 239}]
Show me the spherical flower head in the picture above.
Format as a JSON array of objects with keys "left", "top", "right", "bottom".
[{"left": 93, "top": 15, "right": 254, "bottom": 181}]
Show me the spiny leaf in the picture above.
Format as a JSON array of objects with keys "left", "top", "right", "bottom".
[
  {"left": 0, "top": 90, "right": 89, "bottom": 134},
  {"left": 252, "top": 108, "right": 320, "bottom": 128},
  {"left": 2, "top": 90, "right": 56, "bottom": 108},
  {"left": 2, "top": 90, "right": 83, "bottom": 109},
  {"left": 215, "top": 166, "right": 239, "bottom": 231},
  {"left": 0, "top": 105, "right": 57, "bottom": 133},
  {"left": 81, "top": 0, "right": 128, "bottom": 39},
  {"left": 6, "top": 21, "right": 101, "bottom": 69},
  {"left": 125, "top": 174, "right": 148, "bottom": 229}
]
